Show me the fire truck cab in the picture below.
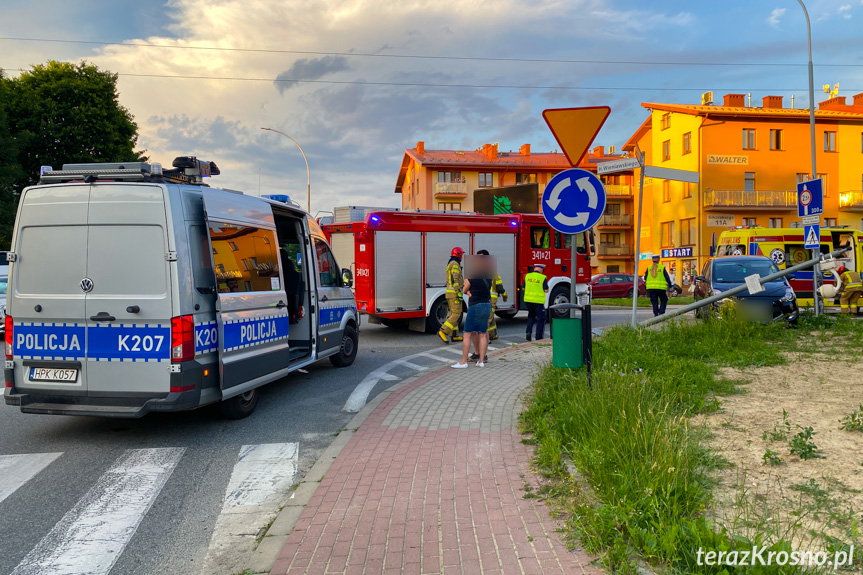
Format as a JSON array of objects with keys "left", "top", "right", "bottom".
[
  {"left": 323, "top": 211, "right": 592, "bottom": 333},
  {"left": 716, "top": 226, "right": 863, "bottom": 309}
]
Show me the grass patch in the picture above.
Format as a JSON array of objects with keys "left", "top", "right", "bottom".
[
  {"left": 591, "top": 296, "right": 694, "bottom": 307},
  {"left": 519, "top": 310, "right": 832, "bottom": 573}
]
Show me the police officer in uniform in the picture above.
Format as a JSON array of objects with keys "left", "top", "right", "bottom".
[
  {"left": 835, "top": 265, "right": 863, "bottom": 314},
  {"left": 644, "top": 255, "right": 672, "bottom": 317},
  {"left": 438, "top": 247, "right": 465, "bottom": 343},
  {"left": 524, "top": 263, "right": 549, "bottom": 341}
]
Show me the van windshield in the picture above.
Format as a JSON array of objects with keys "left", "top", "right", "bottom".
[{"left": 713, "top": 260, "right": 780, "bottom": 283}]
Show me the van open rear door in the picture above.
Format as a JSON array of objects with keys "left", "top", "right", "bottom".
[{"left": 201, "top": 190, "right": 291, "bottom": 397}]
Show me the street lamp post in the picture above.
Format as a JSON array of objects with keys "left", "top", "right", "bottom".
[
  {"left": 261, "top": 127, "right": 311, "bottom": 213},
  {"left": 796, "top": 0, "right": 822, "bottom": 315}
]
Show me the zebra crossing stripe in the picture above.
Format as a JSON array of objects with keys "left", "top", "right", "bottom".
[
  {"left": 0, "top": 453, "right": 63, "bottom": 505},
  {"left": 11, "top": 447, "right": 184, "bottom": 575},
  {"left": 222, "top": 442, "right": 298, "bottom": 508}
]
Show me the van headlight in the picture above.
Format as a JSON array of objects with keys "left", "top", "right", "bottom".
[{"left": 780, "top": 287, "right": 796, "bottom": 303}]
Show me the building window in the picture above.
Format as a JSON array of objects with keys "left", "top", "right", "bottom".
[
  {"left": 769, "top": 217, "right": 783, "bottom": 228},
  {"left": 682, "top": 132, "right": 692, "bottom": 155},
  {"left": 606, "top": 265, "right": 620, "bottom": 273},
  {"left": 604, "top": 203, "right": 621, "bottom": 216},
  {"left": 824, "top": 217, "right": 837, "bottom": 227},
  {"left": 478, "top": 172, "right": 493, "bottom": 187},
  {"left": 789, "top": 221, "right": 802, "bottom": 229},
  {"left": 796, "top": 173, "right": 810, "bottom": 184},
  {"left": 437, "top": 202, "right": 461, "bottom": 212},
  {"left": 683, "top": 182, "right": 694, "bottom": 199},
  {"left": 662, "top": 140, "right": 670, "bottom": 161},
  {"left": 744, "top": 172, "right": 756, "bottom": 192},
  {"left": 824, "top": 131, "right": 837, "bottom": 152},
  {"left": 681, "top": 218, "right": 696, "bottom": 246},
  {"left": 516, "top": 173, "right": 537, "bottom": 184},
  {"left": 769, "top": 129, "right": 783, "bottom": 150},
  {"left": 660, "top": 222, "right": 675, "bottom": 247},
  {"left": 661, "top": 113, "right": 671, "bottom": 130},
  {"left": 600, "top": 233, "right": 621, "bottom": 246},
  {"left": 662, "top": 180, "right": 670, "bottom": 202},
  {"left": 742, "top": 129, "right": 756, "bottom": 150},
  {"left": 742, "top": 217, "right": 757, "bottom": 227},
  {"left": 437, "top": 171, "right": 463, "bottom": 183},
  {"left": 228, "top": 242, "right": 239, "bottom": 251}
]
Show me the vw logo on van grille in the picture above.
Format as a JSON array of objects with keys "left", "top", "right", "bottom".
[{"left": 80, "top": 278, "right": 94, "bottom": 293}]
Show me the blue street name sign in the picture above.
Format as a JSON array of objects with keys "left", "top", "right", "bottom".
[
  {"left": 797, "top": 178, "right": 824, "bottom": 218},
  {"left": 541, "top": 168, "right": 607, "bottom": 234}
]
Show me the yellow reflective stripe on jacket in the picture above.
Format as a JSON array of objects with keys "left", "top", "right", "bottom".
[
  {"left": 842, "top": 271, "right": 863, "bottom": 289},
  {"left": 493, "top": 273, "right": 506, "bottom": 297},
  {"left": 445, "top": 261, "right": 463, "bottom": 293},
  {"left": 524, "top": 272, "right": 547, "bottom": 303},
  {"left": 645, "top": 264, "right": 668, "bottom": 290}
]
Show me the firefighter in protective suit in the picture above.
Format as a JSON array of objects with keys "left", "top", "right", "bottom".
[
  {"left": 835, "top": 265, "right": 863, "bottom": 314},
  {"left": 438, "top": 247, "right": 465, "bottom": 343}
]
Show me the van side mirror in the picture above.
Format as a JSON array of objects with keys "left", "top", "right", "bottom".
[{"left": 342, "top": 268, "right": 353, "bottom": 288}]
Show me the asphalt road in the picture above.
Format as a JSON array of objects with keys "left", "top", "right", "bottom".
[{"left": 0, "top": 308, "right": 649, "bottom": 575}]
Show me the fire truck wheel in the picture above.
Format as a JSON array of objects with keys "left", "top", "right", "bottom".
[
  {"left": 426, "top": 296, "right": 449, "bottom": 333},
  {"left": 330, "top": 324, "right": 359, "bottom": 367},
  {"left": 220, "top": 388, "right": 259, "bottom": 419},
  {"left": 494, "top": 309, "right": 518, "bottom": 320},
  {"left": 548, "top": 285, "right": 571, "bottom": 320}
]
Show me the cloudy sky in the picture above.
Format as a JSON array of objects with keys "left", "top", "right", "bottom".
[{"left": 2, "top": 0, "right": 863, "bottom": 214}]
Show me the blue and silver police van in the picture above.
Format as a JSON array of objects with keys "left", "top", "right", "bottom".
[{"left": 3, "top": 157, "right": 359, "bottom": 419}]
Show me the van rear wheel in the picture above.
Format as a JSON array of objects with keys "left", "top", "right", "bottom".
[
  {"left": 330, "top": 324, "right": 358, "bottom": 367},
  {"left": 220, "top": 389, "right": 259, "bottom": 419}
]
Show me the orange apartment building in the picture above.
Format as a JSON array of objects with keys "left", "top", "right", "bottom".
[
  {"left": 623, "top": 92, "right": 863, "bottom": 287},
  {"left": 393, "top": 142, "right": 640, "bottom": 273}
]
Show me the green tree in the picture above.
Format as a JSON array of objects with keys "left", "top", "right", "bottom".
[{"left": 0, "top": 61, "right": 145, "bottom": 248}]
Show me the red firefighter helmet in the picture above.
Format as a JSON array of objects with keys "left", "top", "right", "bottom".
[
  {"left": 837, "top": 265, "right": 847, "bottom": 275},
  {"left": 451, "top": 247, "right": 465, "bottom": 258}
]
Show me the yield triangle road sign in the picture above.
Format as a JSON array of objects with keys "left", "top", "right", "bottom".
[
  {"left": 804, "top": 224, "right": 820, "bottom": 249},
  {"left": 543, "top": 107, "right": 611, "bottom": 167}
]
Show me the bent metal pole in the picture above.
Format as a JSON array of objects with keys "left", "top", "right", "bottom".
[{"left": 637, "top": 246, "right": 851, "bottom": 328}]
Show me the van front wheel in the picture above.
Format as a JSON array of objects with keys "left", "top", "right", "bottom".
[
  {"left": 220, "top": 389, "right": 259, "bottom": 419},
  {"left": 330, "top": 324, "right": 358, "bottom": 367}
]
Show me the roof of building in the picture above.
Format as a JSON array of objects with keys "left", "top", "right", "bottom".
[
  {"left": 622, "top": 116, "right": 651, "bottom": 152},
  {"left": 642, "top": 102, "right": 863, "bottom": 120},
  {"left": 394, "top": 144, "right": 631, "bottom": 194}
]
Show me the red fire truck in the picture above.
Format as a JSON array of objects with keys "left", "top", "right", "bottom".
[{"left": 323, "top": 211, "right": 593, "bottom": 333}]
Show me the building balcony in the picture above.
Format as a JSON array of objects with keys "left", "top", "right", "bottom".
[
  {"left": 597, "top": 244, "right": 632, "bottom": 257},
  {"left": 434, "top": 182, "right": 468, "bottom": 198},
  {"left": 704, "top": 189, "right": 797, "bottom": 210},
  {"left": 605, "top": 184, "right": 632, "bottom": 197},
  {"left": 596, "top": 214, "right": 632, "bottom": 228},
  {"left": 839, "top": 190, "right": 863, "bottom": 212}
]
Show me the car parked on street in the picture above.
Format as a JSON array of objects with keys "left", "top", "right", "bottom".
[
  {"left": 693, "top": 256, "right": 798, "bottom": 323},
  {"left": 589, "top": 273, "right": 646, "bottom": 298}
]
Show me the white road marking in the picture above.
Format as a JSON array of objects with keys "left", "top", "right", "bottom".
[
  {"left": 11, "top": 447, "right": 184, "bottom": 575},
  {"left": 199, "top": 443, "right": 299, "bottom": 575},
  {"left": 222, "top": 443, "right": 298, "bottom": 508},
  {"left": 0, "top": 453, "right": 63, "bottom": 505},
  {"left": 392, "top": 359, "right": 427, "bottom": 370}
]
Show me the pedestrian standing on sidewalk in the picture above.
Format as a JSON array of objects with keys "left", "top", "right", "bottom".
[
  {"left": 452, "top": 255, "right": 493, "bottom": 368},
  {"left": 644, "top": 254, "right": 672, "bottom": 317},
  {"left": 524, "top": 263, "right": 548, "bottom": 341}
]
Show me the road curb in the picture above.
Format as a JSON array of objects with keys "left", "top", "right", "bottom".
[{"left": 242, "top": 340, "right": 535, "bottom": 574}]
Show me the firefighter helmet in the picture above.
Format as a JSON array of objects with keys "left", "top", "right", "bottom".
[{"left": 451, "top": 247, "right": 465, "bottom": 258}]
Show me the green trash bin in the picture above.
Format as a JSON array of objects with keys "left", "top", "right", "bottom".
[{"left": 552, "top": 316, "right": 583, "bottom": 369}]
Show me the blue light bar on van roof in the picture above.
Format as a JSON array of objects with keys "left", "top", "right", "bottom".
[{"left": 262, "top": 194, "right": 292, "bottom": 203}]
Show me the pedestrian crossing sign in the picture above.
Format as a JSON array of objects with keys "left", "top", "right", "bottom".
[{"left": 804, "top": 224, "right": 820, "bottom": 249}]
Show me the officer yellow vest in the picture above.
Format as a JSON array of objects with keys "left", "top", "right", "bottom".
[
  {"left": 645, "top": 264, "right": 668, "bottom": 290},
  {"left": 524, "top": 272, "right": 547, "bottom": 304},
  {"left": 841, "top": 270, "right": 862, "bottom": 289}
]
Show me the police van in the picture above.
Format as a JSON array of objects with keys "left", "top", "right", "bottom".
[{"left": 3, "top": 157, "right": 359, "bottom": 419}]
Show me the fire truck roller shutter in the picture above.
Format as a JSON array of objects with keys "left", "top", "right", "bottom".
[
  {"left": 374, "top": 231, "right": 423, "bottom": 313},
  {"left": 329, "top": 231, "right": 356, "bottom": 291},
  {"left": 473, "top": 233, "right": 517, "bottom": 313},
  {"left": 424, "top": 232, "right": 470, "bottom": 288}
]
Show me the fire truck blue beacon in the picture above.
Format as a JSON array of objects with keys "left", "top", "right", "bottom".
[{"left": 4, "top": 157, "right": 359, "bottom": 419}]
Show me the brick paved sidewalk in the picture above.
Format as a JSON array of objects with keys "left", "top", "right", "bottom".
[{"left": 270, "top": 344, "right": 602, "bottom": 575}]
